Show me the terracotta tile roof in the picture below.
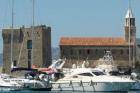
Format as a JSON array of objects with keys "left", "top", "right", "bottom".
[{"left": 60, "top": 37, "right": 129, "bottom": 46}]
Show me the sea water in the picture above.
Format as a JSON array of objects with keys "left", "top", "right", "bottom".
[{"left": 0, "top": 90, "right": 140, "bottom": 93}]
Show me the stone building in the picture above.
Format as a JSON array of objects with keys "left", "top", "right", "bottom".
[
  {"left": 2, "top": 25, "right": 52, "bottom": 74},
  {"left": 60, "top": 8, "right": 137, "bottom": 68}
]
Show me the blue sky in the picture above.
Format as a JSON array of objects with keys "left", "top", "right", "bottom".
[{"left": 0, "top": 0, "right": 140, "bottom": 53}]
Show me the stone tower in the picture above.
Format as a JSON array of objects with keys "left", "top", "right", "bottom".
[
  {"left": 2, "top": 25, "right": 52, "bottom": 75},
  {"left": 124, "top": 8, "right": 136, "bottom": 43}
]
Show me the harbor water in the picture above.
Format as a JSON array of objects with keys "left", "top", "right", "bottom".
[{"left": 0, "top": 90, "right": 140, "bottom": 93}]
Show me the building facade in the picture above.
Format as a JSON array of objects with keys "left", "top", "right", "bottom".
[
  {"left": 60, "top": 8, "right": 137, "bottom": 68},
  {"left": 2, "top": 25, "right": 52, "bottom": 74}
]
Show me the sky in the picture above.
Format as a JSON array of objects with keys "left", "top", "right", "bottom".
[{"left": 0, "top": 0, "right": 140, "bottom": 53}]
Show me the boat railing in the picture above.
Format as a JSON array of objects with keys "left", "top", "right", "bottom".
[{"left": 51, "top": 80, "right": 134, "bottom": 92}]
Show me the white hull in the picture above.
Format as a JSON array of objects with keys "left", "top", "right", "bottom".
[
  {"left": 0, "top": 86, "right": 22, "bottom": 92},
  {"left": 52, "top": 81, "right": 134, "bottom": 92}
]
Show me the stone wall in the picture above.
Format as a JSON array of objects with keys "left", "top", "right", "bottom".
[
  {"left": 2, "top": 25, "right": 52, "bottom": 76},
  {"left": 60, "top": 45, "right": 135, "bottom": 68}
]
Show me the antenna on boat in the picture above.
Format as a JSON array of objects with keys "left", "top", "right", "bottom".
[
  {"left": 31, "top": 0, "right": 35, "bottom": 69},
  {"left": 11, "top": 0, "right": 14, "bottom": 69}
]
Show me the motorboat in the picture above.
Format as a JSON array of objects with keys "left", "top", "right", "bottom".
[
  {"left": 52, "top": 68, "right": 136, "bottom": 92},
  {"left": 0, "top": 74, "right": 22, "bottom": 91},
  {"left": 1, "top": 58, "right": 61, "bottom": 92},
  {"left": 0, "top": 70, "right": 52, "bottom": 91}
]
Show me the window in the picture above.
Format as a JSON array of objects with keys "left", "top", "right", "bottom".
[
  {"left": 92, "top": 71, "right": 105, "bottom": 76},
  {"left": 27, "top": 40, "right": 32, "bottom": 49},
  {"left": 13, "top": 60, "right": 17, "bottom": 67},
  {"left": 87, "top": 49, "right": 90, "bottom": 55},
  {"left": 130, "top": 19, "right": 135, "bottom": 26},
  {"left": 78, "top": 73, "right": 93, "bottom": 77}
]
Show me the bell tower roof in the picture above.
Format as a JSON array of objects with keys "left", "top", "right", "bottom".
[{"left": 125, "top": 8, "right": 134, "bottom": 18}]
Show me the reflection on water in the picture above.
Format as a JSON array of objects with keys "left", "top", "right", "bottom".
[{"left": 128, "top": 91, "right": 140, "bottom": 93}]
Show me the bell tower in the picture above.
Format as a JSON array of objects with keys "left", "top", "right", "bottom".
[{"left": 124, "top": 8, "right": 136, "bottom": 43}]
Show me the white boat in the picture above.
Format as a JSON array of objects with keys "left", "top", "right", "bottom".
[
  {"left": 52, "top": 68, "right": 136, "bottom": 92},
  {"left": 0, "top": 74, "right": 23, "bottom": 91},
  {"left": 0, "top": 72, "right": 52, "bottom": 91}
]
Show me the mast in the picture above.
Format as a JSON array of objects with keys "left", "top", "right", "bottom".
[
  {"left": 11, "top": 0, "right": 14, "bottom": 68},
  {"left": 128, "top": 0, "right": 131, "bottom": 68},
  {"left": 31, "top": 0, "right": 35, "bottom": 68},
  {"left": 131, "top": 0, "right": 136, "bottom": 68}
]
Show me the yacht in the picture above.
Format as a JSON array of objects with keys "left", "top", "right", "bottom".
[{"left": 52, "top": 68, "right": 136, "bottom": 92}]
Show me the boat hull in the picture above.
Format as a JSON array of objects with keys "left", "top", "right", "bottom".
[
  {"left": 0, "top": 86, "right": 22, "bottom": 92},
  {"left": 52, "top": 81, "right": 134, "bottom": 92},
  {"left": 22, "top": 87, "right": 52, "bottom": 91}
]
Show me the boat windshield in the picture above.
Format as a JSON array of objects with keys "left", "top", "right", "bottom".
[
  {"left": 78, "top": 73, "right": 93, "bottom": 77},
  {"left": 92, "top": 71, "right": 105, "bottom": 76}
]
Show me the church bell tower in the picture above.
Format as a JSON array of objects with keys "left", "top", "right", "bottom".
[{"left": 124, "top": 8, "right": 136, "bottom": 43}]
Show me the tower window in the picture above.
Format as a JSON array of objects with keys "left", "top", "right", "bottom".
[
  {"left": 130, "top": 18, "right": 135, "bottom": 26},
  {"left": 13, "top": 60, "right": 17, "bottom": 67},
  {"left": 27, "top": 40, "right": 32, "bottom": 49}
]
